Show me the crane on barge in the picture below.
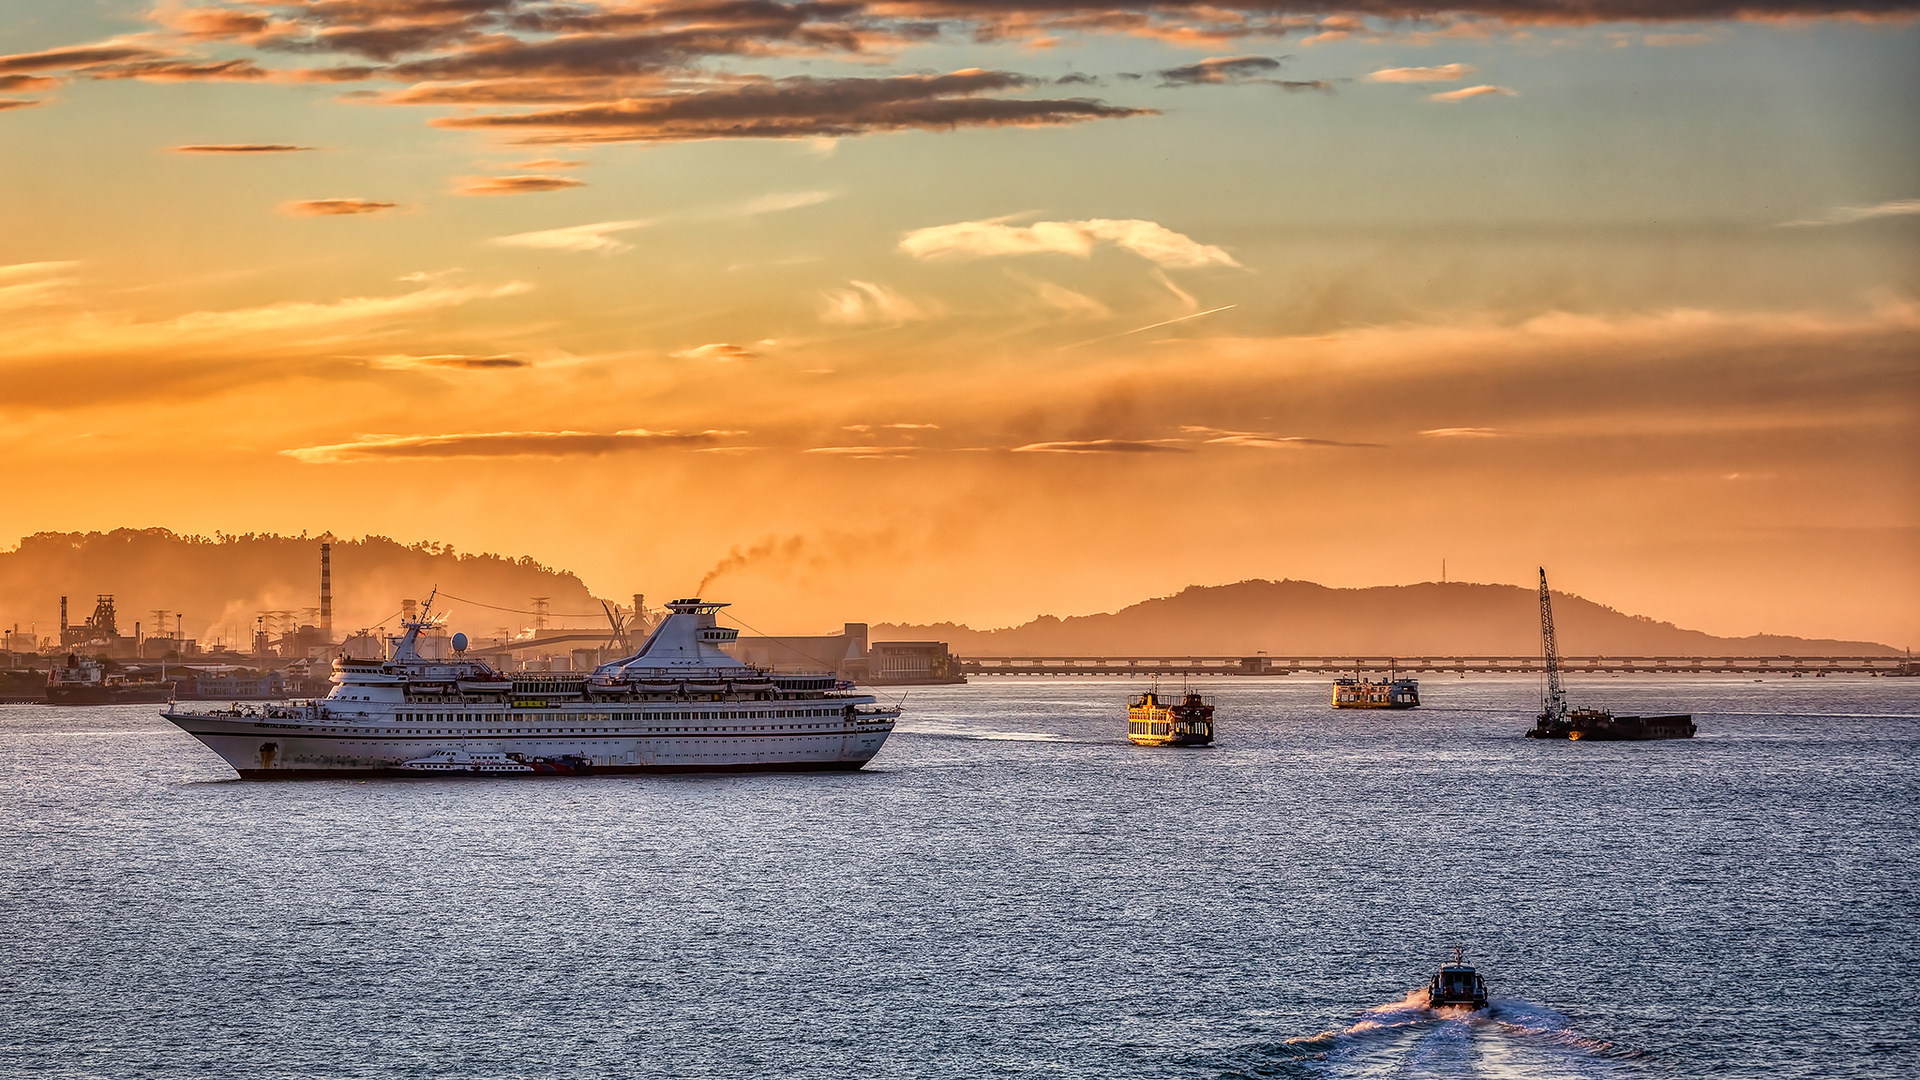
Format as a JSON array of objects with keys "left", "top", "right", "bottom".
[{"left": 1526, "top": 567, "right": 1695, "bottom": 740}]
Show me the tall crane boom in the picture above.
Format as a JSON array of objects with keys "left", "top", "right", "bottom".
[{"left": 1538, "top": 567, "right": 1567, "bottom": 723}]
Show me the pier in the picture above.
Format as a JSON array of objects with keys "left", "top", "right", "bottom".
[{"left": 961, "top": 655, "right": 1912, "bottom": 676}]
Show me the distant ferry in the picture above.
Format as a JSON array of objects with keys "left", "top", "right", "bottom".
[
  {"left": 1332, "top": 675, "right": 1419, "bottom": 709},
  {"left": 1527, "top": 708, "right": 1696, "bottom": 741},
  {"left": 1127, "top": 688, "right": 1215, "bottom": 746},
  {"left": 161, "top": 595, "right": 899, "bottom": 778}
]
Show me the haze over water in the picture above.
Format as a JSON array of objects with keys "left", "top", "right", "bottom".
[{"left": 3, "top": 676, "right": 1915, "bottom": 1079}]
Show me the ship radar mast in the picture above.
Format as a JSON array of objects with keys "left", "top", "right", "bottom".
[
  {"left": 1538, "top": 567, "right": 1567, "bottom": 724},
  {"left": 390, "top": 586, "right": 440, "bottom": 662}
]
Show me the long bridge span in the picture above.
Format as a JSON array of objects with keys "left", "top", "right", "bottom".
[{"left": 960, "top": 655, "right": 1914, "bottom": 676}]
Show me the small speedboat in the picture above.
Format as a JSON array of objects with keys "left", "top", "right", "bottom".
[{"left": 1427, "top": 948, "right": 1489, "bottom": 1009}]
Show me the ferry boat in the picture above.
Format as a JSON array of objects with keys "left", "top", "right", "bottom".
[
  {"left": 1427, "top": 948, "right": 1490, "bottom": 1009},
  {"left": 161, "top": 595, "right": 899, "bottom": 778},
  {"left": 1332, "top": 674, "right": 1419, "bottom": 709},
  {"left": 1127, "top": 687, "right": 1214, "bottom": 746}
]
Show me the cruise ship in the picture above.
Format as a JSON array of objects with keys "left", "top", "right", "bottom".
[{"left": 161, "top": 595, "right": 899, "bottom": 778}]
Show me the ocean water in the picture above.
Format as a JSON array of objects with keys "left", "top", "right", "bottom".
[{"left": 1, "top": 675, "right": 1915, "bottom": 1080}]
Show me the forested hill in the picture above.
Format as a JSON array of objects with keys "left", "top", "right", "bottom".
[
  {"left": 0, "top": 529, "right": 602, "bottom": 645},
  {"left": 874, "top": 580, "right": 1896, "bottom": 657}
]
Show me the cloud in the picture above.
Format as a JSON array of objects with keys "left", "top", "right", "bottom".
[
  {"left": 0, "top": 280, "right": 533, "bottom": 408},
  {"left": 284, "top": 428, "right": 740, "bottom": 463},
  {"left": 1419, "top": 426, "right": 1511, "bottom": 437},
  {"left": 489, "top": 219, "right": 644, "bottom": 252},
  {"left": 455, "top": 174, "right": 586, "bottom": 196},
  {"left": 1158, "top": 55, "right": 1280, "bottom": 85},
  {"left": 1776, "top": 198, "right": 1920, "bottom": 228},
  {"left": 1429, "top": 85, "right": 1518, "bottom": 102},
  {"left": 1030, "top": 278, "right": 1113, "bottom": 318},
  {"left": 366, "top": 354, "right": 532, "bottom": 371},
  {"left": 1204, "top": 434, "right": 1384, "bottom": 448},
  {"left": 901, "top": 218, "right": 1238, "bottom": 268},
  {"left": 739, "top": 190, "right": 837, "bottom": 216},
  {"left": 804, "top": 445, "right": 921, "bottom": 458},
  {"left": 282, "top": 198, "right": 397, "bottom": 215},
  {"left": 1367, "top": 63, "right": 1477, "bottom": 82},
  {"left": 0, "top": 97, "right": 46, "bottom": 111},
  {"left": 513, "top": 157, "right": 585, "bottom": 169},
  {"left": 1012, "top": 439, "right": 1190, "bottom": 453},
  {"left": 431, "top": 71, "right": 1151, "bottom": 144},
  {"left": 0, "top": 261, "right": 81, "bottom": 310},
  {"left": 821, "top": 280, "right": 934, "bottom": 325},
  {"left": 171, "top": 143, "right": 314, "bottom": 153},
  {"left": 0, "top": 74, "right": 57, "bottom": 91},
  {"left": 672, "top": 343, "right": 757, "bottom": 361}
]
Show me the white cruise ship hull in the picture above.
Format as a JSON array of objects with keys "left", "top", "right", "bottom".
[
  {"left": 164, "top": 706, "right": 895, "bottom": 778},
  {"left": 161, "top": 595, "right": 898, "bottom": 779}
]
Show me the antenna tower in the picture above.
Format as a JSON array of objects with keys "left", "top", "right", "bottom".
[{"left": 1538, "top": 567, "right": 1566, "bottom": 724}]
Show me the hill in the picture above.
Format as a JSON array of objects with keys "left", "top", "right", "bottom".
[
  {"left": 873, "top": 580, "right": 1896, "bottom": 657},
  {"left": 0, "top": 529, "right": 605, "bottom": 647}
]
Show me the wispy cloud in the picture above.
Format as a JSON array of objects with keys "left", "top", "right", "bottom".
[
  {"left": 0, "top": 97, "right": 47, "bottom": 110},
  {"left": 513, "top": 158, "right": 586, "bottom": 169},
  {"left": 804, "top": 445, "right": 920, "bottom": 458},
  {"left": 366, "top": 354, "right": 531, "bottom": 371},
  {"left": 1203, "top": 434, "right": 1384, "bottom": 449},
  {"left": 1420, "top": 426, "right": 1511, "bottom": 437},
  {"left": 171, "top": 143, "right": 313, "bottom": 153},
  {"left": 0, "top": 261, "right": 80, "bottom": 310},
  {"left": 1367, "top": 63, "right": 1476, "bottom": 83},
  {"left": 1012, "top": 439, "right": 1190, "bottom": 454},
  {"left": 1151, "top": 55, "right": 1324, "bottom": 91},
  {"left": 821, "top": 280, "right": 934, "bottom": 326},
  {"left": 489, "top": 219, "right": 644, "bottom": 253},
  {"left": 739, "top": 190, "right": 837, "bottom": 216},
  {"left": 1776, "top": 198, "right": 1920, "bottom": 228},
  {"left": 454, "top": 174, "right": 585, "bottom": 196},
  {"left": 1429, "top": 85, "right": 1517, "bottom": 102},
  {"left": 282, "top": 198, "right": 397, "bottom": 216},
  {"left": 901, "top": 218, "right": 1238, "bottom": 268},
  {"left": 285, "top": 428, "right": 741, "bottom": 463},
  {"left": 429, "top": 71, "right": 1151, "bottom": 144},
  {"left": 672, "top": 343, "right": 757, "bottom": 361}
]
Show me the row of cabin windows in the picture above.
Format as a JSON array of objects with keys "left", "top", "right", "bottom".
[
  {"left": 392, "top": 707, "right": 838, "bottom": 723},
  {"left": 1128, "top": 721, "right": 1209, "bottom": 735}
]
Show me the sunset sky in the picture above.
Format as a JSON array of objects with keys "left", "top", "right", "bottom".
[{"left": 1, "top": 1, "right": 1915, "bottom": 647}]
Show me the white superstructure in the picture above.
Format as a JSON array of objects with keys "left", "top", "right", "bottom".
[{"left": 161, "top": 595, "right": 898, "bottom": 778}]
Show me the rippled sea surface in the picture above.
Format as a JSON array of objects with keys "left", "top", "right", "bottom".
[{"left": 3, "top": 675, "right": 1916, "bottom": 1079}]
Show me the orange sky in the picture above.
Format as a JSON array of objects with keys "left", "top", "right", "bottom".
[{"left": 1, "top": 2, "right": 1915, "bottom": 647}]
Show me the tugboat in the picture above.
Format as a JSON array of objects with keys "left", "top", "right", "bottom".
[
  {"left": 1332, "top": 670, "right": 1419, "bottom": 709},
  {"left": 1127, "top": 686, "right": 1215, "bottom": 746},
  {"left": 1524, "top": 568, "right": 1694, "bottom": 740},
  {"left": 1427, "top": 947, "right": 1490, "bottom": 1009}
]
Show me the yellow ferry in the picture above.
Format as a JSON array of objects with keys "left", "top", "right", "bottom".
[{"left": 1127, "top": 688, "right": 1215, "bottom": 746}]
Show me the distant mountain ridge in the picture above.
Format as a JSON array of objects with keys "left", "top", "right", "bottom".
[{"left": 872, "top": 580, "right": 1896, "bottom": 657}]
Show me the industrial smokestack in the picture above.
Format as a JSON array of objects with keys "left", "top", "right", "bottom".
[{"left": 320, "top": 541, "right": 333, "bottom": 641}]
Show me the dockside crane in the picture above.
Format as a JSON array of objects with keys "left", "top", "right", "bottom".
[{"left": 1538, "top": 567, "right": 1567, "bottom": 725}]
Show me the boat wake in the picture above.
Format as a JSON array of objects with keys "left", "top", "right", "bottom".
[{"left": 1185, "top": 990, "right": 1641, "bottom": 1079}]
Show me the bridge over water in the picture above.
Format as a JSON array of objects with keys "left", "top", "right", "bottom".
[{"left": 961, "top": 655, "right": 1913, "bottom": 676}]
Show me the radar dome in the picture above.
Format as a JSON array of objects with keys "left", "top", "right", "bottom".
[{"left": 452, "top": 632, "right": 469, "bottom": 652}]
